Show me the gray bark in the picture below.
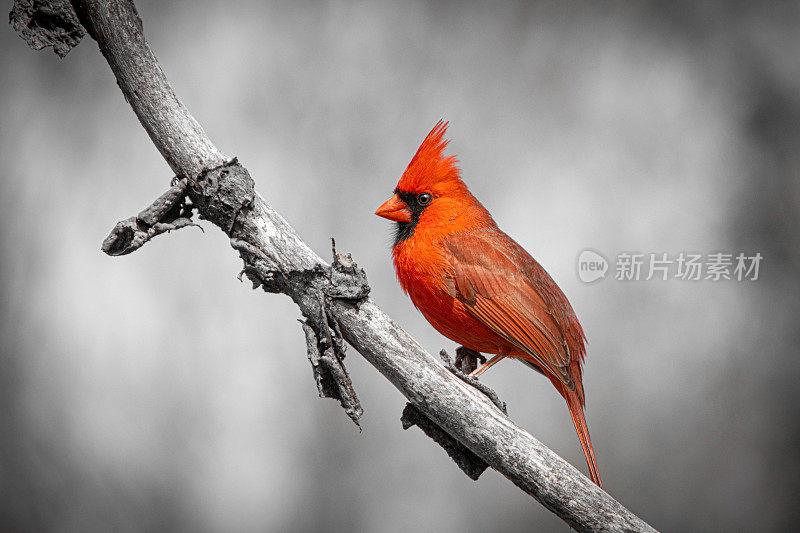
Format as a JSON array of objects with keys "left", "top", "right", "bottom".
[{"left": 10, "top": 1, "right": 658, "bottom": 531}]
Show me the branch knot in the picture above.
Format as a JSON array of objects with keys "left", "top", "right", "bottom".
[{"left": 190, "top": 158, "right": 255, "bottom": 237}]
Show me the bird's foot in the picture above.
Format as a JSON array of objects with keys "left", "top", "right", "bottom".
[
  {"left": 454, "top": 346, "right": 486, "bottom": 375},
  {"left": 439, "top": 349, "right": 507, "bottom": 416},
  {"left": 400, "top": 349, "right": 508, "bottom": 481}
]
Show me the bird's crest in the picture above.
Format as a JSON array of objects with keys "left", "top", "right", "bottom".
[{"left": 396, "top": 121, "right": 465, "bottom": 194}]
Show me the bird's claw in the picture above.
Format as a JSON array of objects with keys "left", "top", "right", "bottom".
[
  {"left": 454, "top": 346, "right": 486, "bottom": 375},
  {"left": 400, "top": 349, "right": 508, "bottom": 480},
  {"left": 440, "top": 349, "right": 507, "bottom": 416}
]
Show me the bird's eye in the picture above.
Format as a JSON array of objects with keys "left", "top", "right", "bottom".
[{"left": 418, "top": 193, "right": 433, "bottom": 206}]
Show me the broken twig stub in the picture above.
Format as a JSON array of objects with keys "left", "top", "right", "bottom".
[{"left": 101, "top": 178, "right": 202, "bottom": 256}]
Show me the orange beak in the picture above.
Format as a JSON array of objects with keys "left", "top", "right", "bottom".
[{"left": 375, "top": 194, "right": 412, "bottom": 222}]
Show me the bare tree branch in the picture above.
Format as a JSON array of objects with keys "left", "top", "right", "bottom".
[{"left": 11, "top": 1, "right": 658, "bottom": 531}]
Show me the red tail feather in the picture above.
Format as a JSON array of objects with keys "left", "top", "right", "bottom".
[{"left": 560, "top": 383, "right": 602, "bottom": 487}]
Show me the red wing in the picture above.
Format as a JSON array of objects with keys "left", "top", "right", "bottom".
[{"left": 444, "top": 231, "right": 575, "bottom": 388}]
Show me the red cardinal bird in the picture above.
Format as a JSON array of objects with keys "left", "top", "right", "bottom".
[{"left": 375, "top": 121, "right": 602, "bottom": 487}]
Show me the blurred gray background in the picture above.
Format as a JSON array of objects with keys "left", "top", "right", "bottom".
[{"left": 2, "top": 1, "right": 799, "bottom": 531}]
